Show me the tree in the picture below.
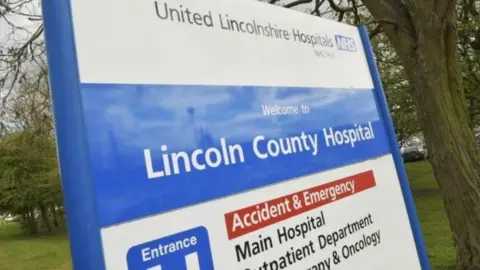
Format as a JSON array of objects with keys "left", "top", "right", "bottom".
[
  {"left": 271, "top": 0, "right": 480, "bottom": 268},
  {"left": 370, "top": 30, "right": 421, "bottom": 146},
  {"left": 0, "top": 57, "right": 61, "bottom": 234},
  {"left": 458, "top": 1, "right": 480, "bottom": 126},
  {"left": 0, "top": 0, "right": 44, "bottom": 133},
  {"left": 363, "top": 2, "right": 480, "bottom": 268},
  {"left": 0, "top": 130, "right": 60, "bottom": 234}
]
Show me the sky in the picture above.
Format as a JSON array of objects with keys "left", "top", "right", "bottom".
[
  {"left": 0, "top": 0, "right": 331, "bottom": 46},
  {"left": 0, "top": 0, "right": 43, "bottom": 123},
  {"left": 0, "top": 0, "right": 42, "bottom": 47}
]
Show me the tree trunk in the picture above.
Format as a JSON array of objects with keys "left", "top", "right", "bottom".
[
  {"left": 375, "top": 5, "right": 480, "bottom": 269},
  {"left": 39, "top": 204, "right": 52, "bottom": 234},
  {"left": 412, "top": 46, "right": 480, "bottom": 270},
  {"left": 51, "top": 204, "right": 59, "bottom": 228},
  {"left": 27, "top": 209, "right": 37, "bottom": 235}
]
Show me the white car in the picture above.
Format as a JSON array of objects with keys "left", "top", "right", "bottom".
[{"left": 401, "top": 138, "right": 428, "bottom": 162}]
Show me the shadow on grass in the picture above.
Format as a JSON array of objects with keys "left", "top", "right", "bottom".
[
  {"left": 0, "top": 223, "right": 67, "bottom": 241},
  {"left": 432, "top": 266, "right": 457, "bottom": 270},
  {"left": 412, "top": 188, "right": 441, "bottom": 198}
]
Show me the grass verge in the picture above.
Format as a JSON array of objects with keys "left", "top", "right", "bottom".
[
  {"left": 0, "top": 223, "right": 71, "bottom": 270},
  {"left": 405, "top": 160, "right": 456, "bottom": 270}
]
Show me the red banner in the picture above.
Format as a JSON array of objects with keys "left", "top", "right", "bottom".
[{"left": 224, "top": 170, "right": 376, "bottom": 240}]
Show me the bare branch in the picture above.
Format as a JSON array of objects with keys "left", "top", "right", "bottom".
[
  {"left": 349, "top": 0, "right": 361, "bottom": 24},
  {"left": 0, "top": 0, "right": 44, "bottom": 117},
  {"left": 361, "top": 0, "right": 417, "bottom": 48},
  {"left": 0, "top": 0, "right": 40, "bottom": 19},
  {"left": 18, "top": 25, "right": 44, "bottom": 55},
  {"left": 284, "top": 0, "right": 313, "bottom": 8},
  {"left": 338, "top": 11, "right": 345, "bottom": 22},
  {"left": 365, "top": 19, "right": 402, "bottom": 27},
  {"left": 369, "top": 25, "right": 383, "bottom": 39},
  {"left": 310, "top": 0, "right": 326, "bottom": 15},
  {"left": 327, "top": 0, "right": 354, "bottom": 12},
  {"left": 361, "top": 0, "right": 413, "bottom": 28}
]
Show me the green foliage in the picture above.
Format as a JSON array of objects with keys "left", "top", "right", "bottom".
[
  {"left": 366, "top": 1, "right": 480, "bottom": 144},
  {"left": 370, "top": 32, "right": 421, "bottom": 146},
  {"left": 0, "top": 131, "right": 62, "bottom": 234},
  {"left": 0, "top": 56, "right": 61, "bottom": 234},
  {"left": 459, "top": 3, "right": 480, "bottom": 126}
]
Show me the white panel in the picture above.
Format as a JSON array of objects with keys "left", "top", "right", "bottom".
[
  {"left": 70, "top": 0, "right": 373, "bottom": 88},
  {"left": 185, "top": 252, "right": 200, "bottom": 270},
  {"left": 101, "top": 155, "right": 421, "bottom": 270}
]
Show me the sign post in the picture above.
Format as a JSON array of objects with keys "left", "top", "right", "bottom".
[{"left": 42, "top": 0, "right": 431, "bottom": 269}]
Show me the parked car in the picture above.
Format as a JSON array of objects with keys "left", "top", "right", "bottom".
[
  {"left": 401, "top": 138, "right": 428, "bottom": 162},
  {"left": 0, "top": 214, "right": 14, "bottom": 222}
]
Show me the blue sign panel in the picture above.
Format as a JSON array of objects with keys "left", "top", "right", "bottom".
[
  {"left": 127, "top": 226, "right": 214, "bottom": 270},
  {"left": 80, "top": 84, "right": 390, "bottom": 226}
]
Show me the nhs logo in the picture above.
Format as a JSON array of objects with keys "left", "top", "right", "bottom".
[{"left": 335, "top": 35, "right": 357, "bottom": 52}]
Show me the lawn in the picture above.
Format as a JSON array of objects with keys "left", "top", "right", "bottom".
[
  {"left": 0, "top": 223, "right": 71, "bottom": 270},
  {"left": 0, "top": 160, "right": 455, "bottom": 269},
  {"left": 405, "top": 160, "right": 456, "bottom": 270}
]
